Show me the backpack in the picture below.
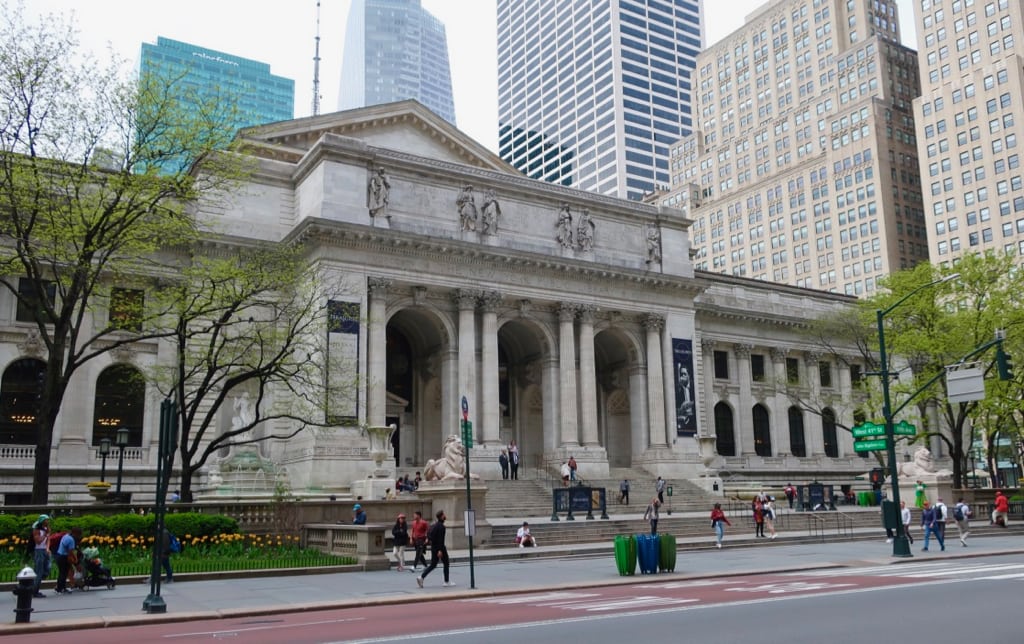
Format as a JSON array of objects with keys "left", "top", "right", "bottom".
[
  {"left": 168, "top": 532, "right": 182, "bottom": 554},
  {"left": 48, "top": 530, "right": 67, "bottom": 552},
  {"left": 953, "top": 504, "right": 965, "bottom": 522},
  {"left": 933, "top": 504, "right": 945, "bottom": 522}
]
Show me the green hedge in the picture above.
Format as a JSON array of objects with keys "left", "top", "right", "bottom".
[{"left": 1, "top": 512, "right": 239, "bottom": 542}]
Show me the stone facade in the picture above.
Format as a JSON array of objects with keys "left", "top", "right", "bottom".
[{"left": 0, "top": 101, "right": 872, "bottom": 503}]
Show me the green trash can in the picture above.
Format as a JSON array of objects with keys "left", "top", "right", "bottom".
[
  {"left": 658, "top": 533, "right": 677, "bottom": 572},
  {"left": 613, "top": 534, "right": 637, "bottom": 576}
]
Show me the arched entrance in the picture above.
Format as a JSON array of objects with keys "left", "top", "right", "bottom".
[
  {"left": 496, "top": 318, "right": 551, "bottom": 473},
  {"left": 385, "top": 307, "right": 451, "bottom": 467},
  {"left": 594, "top": 327, "right": 642, "bottom": 468}
]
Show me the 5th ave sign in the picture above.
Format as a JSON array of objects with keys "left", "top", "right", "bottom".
[{"left": 852, "top": 420, "right": 916, "bottom": 452}]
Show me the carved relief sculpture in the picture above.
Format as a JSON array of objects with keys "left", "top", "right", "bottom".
[
  {"left": 556, "top": 203, "right": 573, "bottom": 248},
  {"left": 366, "top": 166, "right": 391, "bottom": 219},
  {"left": 480, "top": 188, "right": 502, "bottom": 235},
  {"left": 646, "top": 223, "right": 662, "bottom": 264},
  {"left": 576, "top": 208, "right": 595, "bottom": 251},
  {"left": 457, "top": 185, "right": 478, "bottom": 231}
]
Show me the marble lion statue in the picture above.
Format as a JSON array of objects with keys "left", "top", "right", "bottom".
[
  {"left": 423, "top": 435, "right": 480, "bottom": 481},
  {"left": 896, "top": 446, "right": 952, "bottom": 478}
]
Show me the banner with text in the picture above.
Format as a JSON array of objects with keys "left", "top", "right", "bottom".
[{"left": 672, "top": 338, "right": 697, "bottom": 436}]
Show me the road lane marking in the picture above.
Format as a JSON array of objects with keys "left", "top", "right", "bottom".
[
  {"left": 164, "top": 617, "right": 365, "bottom": 638},
  {"left": 725, "top": 580, "right": 856, "bottom": 594},
  {"left": 467, "top": 591, "right": 600, "bottom": 604}
]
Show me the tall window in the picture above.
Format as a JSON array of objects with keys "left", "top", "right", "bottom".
[
  {"left": 714, "top": 402, "right": 736, "bottom": 456},
  {"left": 788, "top": 406, "right": 806, "bottom": 457},
  {"left": 16, "top": 279, "right": 55, "bottom": 323},
  {"left": 818, "top": 361, "right": 833, "bottom": 387},
  {"left": 92, "top": 364, "right": 145, "bottom": 446},
  {"left": 109, "top": 288, "right": 144, "bottom": 332},
  {"left": 714, "top": 350, "right": 730, "bottom": 379},
  {"left": 753, "top": 403, "right": 772, "bottom": 456},
  {"left": 751, "top": 353, "right": 766, "bottom": 381},
  {"left": 0, "top": 358, "right": 46, "bottom": 444},
  {"left": 822, "top": 407, "right": 839, "bottom": 458},
  {"left": 786, "top": 357, "right": 800, "bottom": 383}
]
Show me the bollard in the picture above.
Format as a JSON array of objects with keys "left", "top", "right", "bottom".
[{"left": 12, "top": 566, "right": 36, "bottom": 624}]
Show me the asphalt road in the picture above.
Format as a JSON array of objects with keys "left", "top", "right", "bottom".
[{"left": 8, "top": 553, "right": 1023, "bottom": 643}]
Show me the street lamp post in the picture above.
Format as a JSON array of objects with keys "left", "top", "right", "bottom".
[
  {"left": 98, "top": 438, "right": 111, "bottom": 483},
  {"left": 876, "top": 273, "right": 958, "bottom": 558},
  {"left": 114, "top": 427, "right": 130, "bottom": 495}
]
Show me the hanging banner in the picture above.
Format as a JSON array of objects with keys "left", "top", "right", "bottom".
[{"left": 672, "top": 338, "right": 697, "bottom": 436}]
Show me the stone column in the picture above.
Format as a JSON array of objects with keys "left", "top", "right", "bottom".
[
  {"left": 454, "top": 289, "right": 478, "bottom": 439},
  {"left": 366, "top": 278, "right": 391, "bottom": 426},
  {"left": 803, "top": 352, "right": 823, "bottom": 456},
  {"left": 700, "top": 338, "right": 718, "bottom": 444},
  {"left": 770, "top": 348, "right": 792, "bottom": 456},
  {"left": 644, "top": 314, "right": 667, "bottom": 448},
  {"left": 837, "top": 362, "right": 854, "bottom": 454},
  {"left": 480, "top": 291, "right": 501, "bottom": 445},
  {"left": 577, "top": 305, "right": 599, "bottom": 446},
  {"left": 735, "top": 344, "right": 754, "bottom": 455},
  {"left": 558, "top": 303, "right": 579, "bottom": 448},
  {"left": 661, "top": 325, "right": 676, "bottom": 446}
]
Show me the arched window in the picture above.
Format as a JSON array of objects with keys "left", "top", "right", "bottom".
[
  {"left": 753, "top": 403, "right": 772, "bottom": 456},
  {"left": 822, "top": 407, "right": 839, "bottom": 458},
  {"left": 714, "top": 402, "right": 735, "bottom": 456},
  {"left": 92, "top": 364, "right": 145, "bottom": 447},
  {"left": 788, "top": 406, "right": 806, "bottom": 457},
  {"left": 0, "top": 358, "right": 46, "bottom": 445}
]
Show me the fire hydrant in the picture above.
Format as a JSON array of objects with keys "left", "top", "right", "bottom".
[{"left": 12, "top": 566, "right": 36, "bottom": 623}]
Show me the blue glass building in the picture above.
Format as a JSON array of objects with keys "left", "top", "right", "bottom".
[
  {"left": 338, "top": 0, "right": 456, "bottom": 125},
  {"left": 140, "top": 37, "right": 295, "bottom": 131},
  {"left": 497, "top": 0, "right": 704, "bottom": 201}
]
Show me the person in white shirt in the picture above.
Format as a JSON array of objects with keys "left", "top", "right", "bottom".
[
  {"left": 954, "top": 497, "right": 972, "bottom": 546},
  {"left": 516, "top": 522, "right": 536, "bottom": 548},
  {"left": 900, "top": 500, "right": 914, "bottom": 544}
]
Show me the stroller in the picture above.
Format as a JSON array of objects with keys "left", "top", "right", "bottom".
[{"left": 76, "top": 547, "right": 116, "bottom": 590}]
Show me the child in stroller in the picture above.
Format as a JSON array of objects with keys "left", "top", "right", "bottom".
[{"left": 77, "top": 546, "right": 116, "bottom": 590}]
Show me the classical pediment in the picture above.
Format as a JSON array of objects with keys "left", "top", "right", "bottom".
[{"left": 236, "top": 99, "right": 514, "bottom": 173}]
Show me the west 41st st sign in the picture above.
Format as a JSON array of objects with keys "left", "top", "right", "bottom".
[{"left": 851, "top": 420, "right": 916, "bottom": 438}]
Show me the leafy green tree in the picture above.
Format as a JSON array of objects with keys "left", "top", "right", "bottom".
[
  {"left": 0, "top": 3, "right": 244, "bottom": 502},
  {"left": 149, "top": 247, "right": 352, "bottom": 502}
]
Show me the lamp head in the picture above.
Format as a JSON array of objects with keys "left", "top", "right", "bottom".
[
  {"left": 115, "top": 427, "right": 130, "bottom": 447},
  {"left": 99, "top": 438, "right": 111, "bottom": 456}
]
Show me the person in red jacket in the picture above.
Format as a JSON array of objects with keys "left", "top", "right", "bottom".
[
  {"left": 710, "top": 503, "right": 732, "bottom": 549},
  {"left": 992, "top": 490, "right": 1010, "bottom": 527},
  {"left": 409, "top": 510, "right": 430, "bottom": 572}
]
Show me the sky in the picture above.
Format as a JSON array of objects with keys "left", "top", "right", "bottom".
[{"left": 24, "top": 0, "right": 917, "bottom": 153}]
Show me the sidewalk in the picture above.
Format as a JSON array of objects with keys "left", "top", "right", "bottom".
[{"left": 3, "top": 523, "right": 1022, "bottom": 634}]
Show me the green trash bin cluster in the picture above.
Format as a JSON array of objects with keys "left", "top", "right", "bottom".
[{"left": 614, "top": 534, "right": 676, "bottom": 575}]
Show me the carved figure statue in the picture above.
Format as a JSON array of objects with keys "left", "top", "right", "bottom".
[
  {"left": 457, "top": 186, "right": 478, "bottom": 231},
  {"left": 232, "top": 391, "right": 256, "bottom": 431},
  {"left": 895, "top": 446, "right": 952, "bottom": 478},
  {"left": 556, "top": 203, "right": 573, "bottom": 248},
  {"left": 576, "top": 208, "right": 595, "bottom": 251},
  {"left": 646, "top": 223, "right": 662, "bottom": 263},
  {"left": 366, "top": 167, "right": 391, "bottom": 218},
  {"left": 423, "top": 434, "right": 480, "bottom": 481},
  {"left": 480, "top": 189, "right": 501, "bottom": 234}
]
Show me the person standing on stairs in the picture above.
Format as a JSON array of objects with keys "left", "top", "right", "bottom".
[{"left": 508, "top": 440, "right": 520, "bottom": 480}]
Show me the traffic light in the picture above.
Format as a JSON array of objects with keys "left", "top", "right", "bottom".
[{"left": 996, "top": 345, "right": 1015, "bottom": 381}]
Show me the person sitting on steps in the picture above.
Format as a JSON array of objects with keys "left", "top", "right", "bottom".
[{"left": 515, "top": 521, "right": 537, "bottom": 548}]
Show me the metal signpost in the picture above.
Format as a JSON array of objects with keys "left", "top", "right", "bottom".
[
  {"left": 143, "top": 398, "right": 177, "bottom": 613},
  {"left": 460, "top": 395, "right": 476, "bottom": 589}
]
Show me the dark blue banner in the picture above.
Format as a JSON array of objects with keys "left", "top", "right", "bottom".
[{"left": 672, "top": 338, "right": 696, "bottom": 436}]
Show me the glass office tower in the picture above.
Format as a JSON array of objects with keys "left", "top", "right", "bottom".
[
  {"left": 339, "top": 0, "right": 457, "bottom": 125},
  {"left": 140, "top": 36, "right": 295, "bottom": 130},
  {"left": 497, "top": 0, "right": 704, "bottom": 201}
]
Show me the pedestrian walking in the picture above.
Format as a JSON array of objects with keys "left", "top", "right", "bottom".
[
  {"left": 764, "top": 497, "right": 777, "bottom": 540},
  {"left": 753, "top": 499, "right": 766, "bottom": 538},
  {"left": 784, "top": 483, "right": 796, "bottom": 509},
  {"left": 410, "top": 510, "right": 429, "bottom": 573},
  {"left": 619, "top": 479, "right": 630, "bottom": 504},
  {"left": 655, "top": 476, "right": 666, "bottom": 504},
  {"left": 54, "top": 527, "right": 82, "bottom": 595},
  {"left": 391, "top": 514, "right": 409, "bottom": 571},
  {"left": 992, "top": 490, "right": 1009, "bottom": 527},
  {"left": 30, "top": 514, "right": 51, "bottom": 598},
  {"left": 933, "top": 497, "right": 948, "bottom": 542},
  {"left": 643, "top": 498, "right": 661, "bottom": 535},
  {"left": 416, "top": 510, "right": 454, "bottom": 588},
  {"left": 900, "top": 500, "right": 914, "bottom": 544},
  {"left": 498, "top": 449, "right": 509, "bottom": 480},
  {"left": 508, "top": 440, "right": 520, "bottom": 480},
  {"left": 158, "top": 526, "right": 175, "bottom": 583},
  {"left": 921, "top": 501, "right": 944, "bottom": 552},
  {"left": 710, "top": 502, "right": 731, "bottom": 548},
  {"left": 568, "top": 455, "right": 578, "bottom": 482},
  {"left": 560, "top": 461, "right": 571, "bottom": 487},
  {"left": 953, "top": 497, "right": 972, "bottom": 546}
]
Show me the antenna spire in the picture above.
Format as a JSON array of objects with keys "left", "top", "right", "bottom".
[{"left": 311, "top": 0, "right": 322, "bottom": 116}]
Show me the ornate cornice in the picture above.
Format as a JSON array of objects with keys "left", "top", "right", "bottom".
[{"left": 642, "top": 313, "right": 665, "bottom": 331}]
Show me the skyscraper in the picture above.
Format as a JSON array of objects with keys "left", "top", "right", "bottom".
[
  {"left": 140, "top": 37, "right": 295, "bottom": 130},
  {"left": 497, "top": 0, "right": 704, "bottom": 201},
  {"left": 668, "top": 0, "right": 927, "bottom": 296},
  {"left": 339, "top": 0, "right": 457, "bottom": 125},
  {"left": 912, "top": 0, "right": 1024, "bottom": 262}
]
